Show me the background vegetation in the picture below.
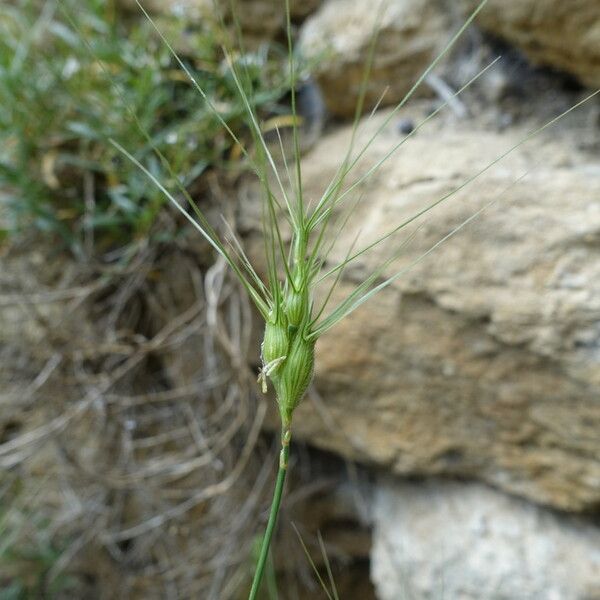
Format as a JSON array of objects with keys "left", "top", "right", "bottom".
[{"left": 0, "top": 0, "right": 289, "bottom": 258}]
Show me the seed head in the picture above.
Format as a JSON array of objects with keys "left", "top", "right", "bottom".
[
  {"left": 274, "top": 330, "right": 314, "bottom": 424},
  {"left": 261, "top": 281, "right": 315, "bottom": 425},
  {"left": 261, "top": 314, "right": 288, "bottom": 366},
  {"left": 285, "top": 286, "right": 307, "bottom": 327}
]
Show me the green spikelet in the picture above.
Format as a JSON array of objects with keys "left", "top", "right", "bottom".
[
  {"left": 284, "top": 287, "right": 305, "bottom": 328},
  {"left": 261, "top": 273, "right": 315, "bottom": 425},
  {"left": 274, "top": 329, "right": 314, "bottom": 424},
  {"left": 261, "top": 314, "right": 288, "bottom": 366}
]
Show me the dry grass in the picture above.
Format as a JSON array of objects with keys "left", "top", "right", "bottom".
[{"left": 0, "top": 201, "right": 280, "bottom": 597}]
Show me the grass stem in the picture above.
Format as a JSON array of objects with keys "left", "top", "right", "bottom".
[{"left": 248, "top": 423, "right": 292, "bottom": 599}]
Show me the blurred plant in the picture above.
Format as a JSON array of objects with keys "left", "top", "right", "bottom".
[
  {"left": 0, "top": 479, "right": 75, "bottom": 599},
  {"left": 0, "top": 0, "right": 290, "bottom": 257}
]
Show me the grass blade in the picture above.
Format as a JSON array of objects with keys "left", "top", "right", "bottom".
[
  {"left": 317, "top": 531, "right": 340, "bottom": 600},
  {"left": 320, "top": 86, "right": 600, "bottom": 286},
  {"left": 307, "top": 0, "right": 491, "bottom": 228},
  {"left": 311, "top": 56, "right": 501, "bottom": 231},
  {"left": 291, "top": 523, "right": 335, "bottom": 600},
  {"left": 312, "top": 166, "right": 533, "bottom": 338},
  {"left": 284, "top": 0, "right": 304, "bottom": 229},
  {"left": 110, "top": 139, "right": 270, "bottom": 317}
]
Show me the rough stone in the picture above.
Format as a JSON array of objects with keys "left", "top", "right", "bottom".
[
  {"left": 371, "top": 478, "right": 600, "bottom": 600},
  {"left": 462, "top": 0, "right": 600, "bottom": 88},
  {"left": 299, "top": 0, "right": 449, "bottom": 117},
  {"left": 245, "top": 101, "right": 600, "bottom": 513}
]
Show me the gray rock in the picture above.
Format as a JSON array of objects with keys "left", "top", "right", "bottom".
[
  {"left": 371, "top": 478, "right": 600, "bottom": 600},
  {"left": 299, "top": 0, "right": 449, "bottom": 117}
]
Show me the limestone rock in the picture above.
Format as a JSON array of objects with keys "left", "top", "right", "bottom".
[
  {"left": 462, "top": 0, "right": 600, "bottom": 88},
  {"left": 246, "top": 102, "right": 600, "bottom": 512},
  {"left": 371, "top": 478, "right": 600, "bottom": 600},
  {"left": 299, "top": 0, "right": 449, "bottom": 117}
]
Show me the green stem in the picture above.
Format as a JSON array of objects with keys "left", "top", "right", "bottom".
[{"left": 248, "top": 423, "right": 291, "bottom": 600}]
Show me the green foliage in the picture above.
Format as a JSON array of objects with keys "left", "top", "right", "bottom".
[
  {"left": 0, "top": 481, "right": 75, "bottom": 598},
  {"left": 0, "top": 0, "right": 289, "bottom": 255}
]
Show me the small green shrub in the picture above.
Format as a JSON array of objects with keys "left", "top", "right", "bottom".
[{"left": 0, "top": 0, "right": 290, "bottom": 256}]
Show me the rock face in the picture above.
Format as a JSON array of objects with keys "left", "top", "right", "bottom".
[
  {"left": 462, "top": 0, "right": 600, "bottom": 88},
  {"left": 246, "top": 101, "right": 600, "bottom": 513},
  {"left": 300, "top": 0, "right": 600, "bottom": 118},
  {"left": 299, "top": 0, "right": 449, "bottom": 117},
  {"left": 227, "top": 0, "right": 322, "bottom": 40},
  {"left": 371, "top": 478, "right": 600, "bottom": 600}
]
